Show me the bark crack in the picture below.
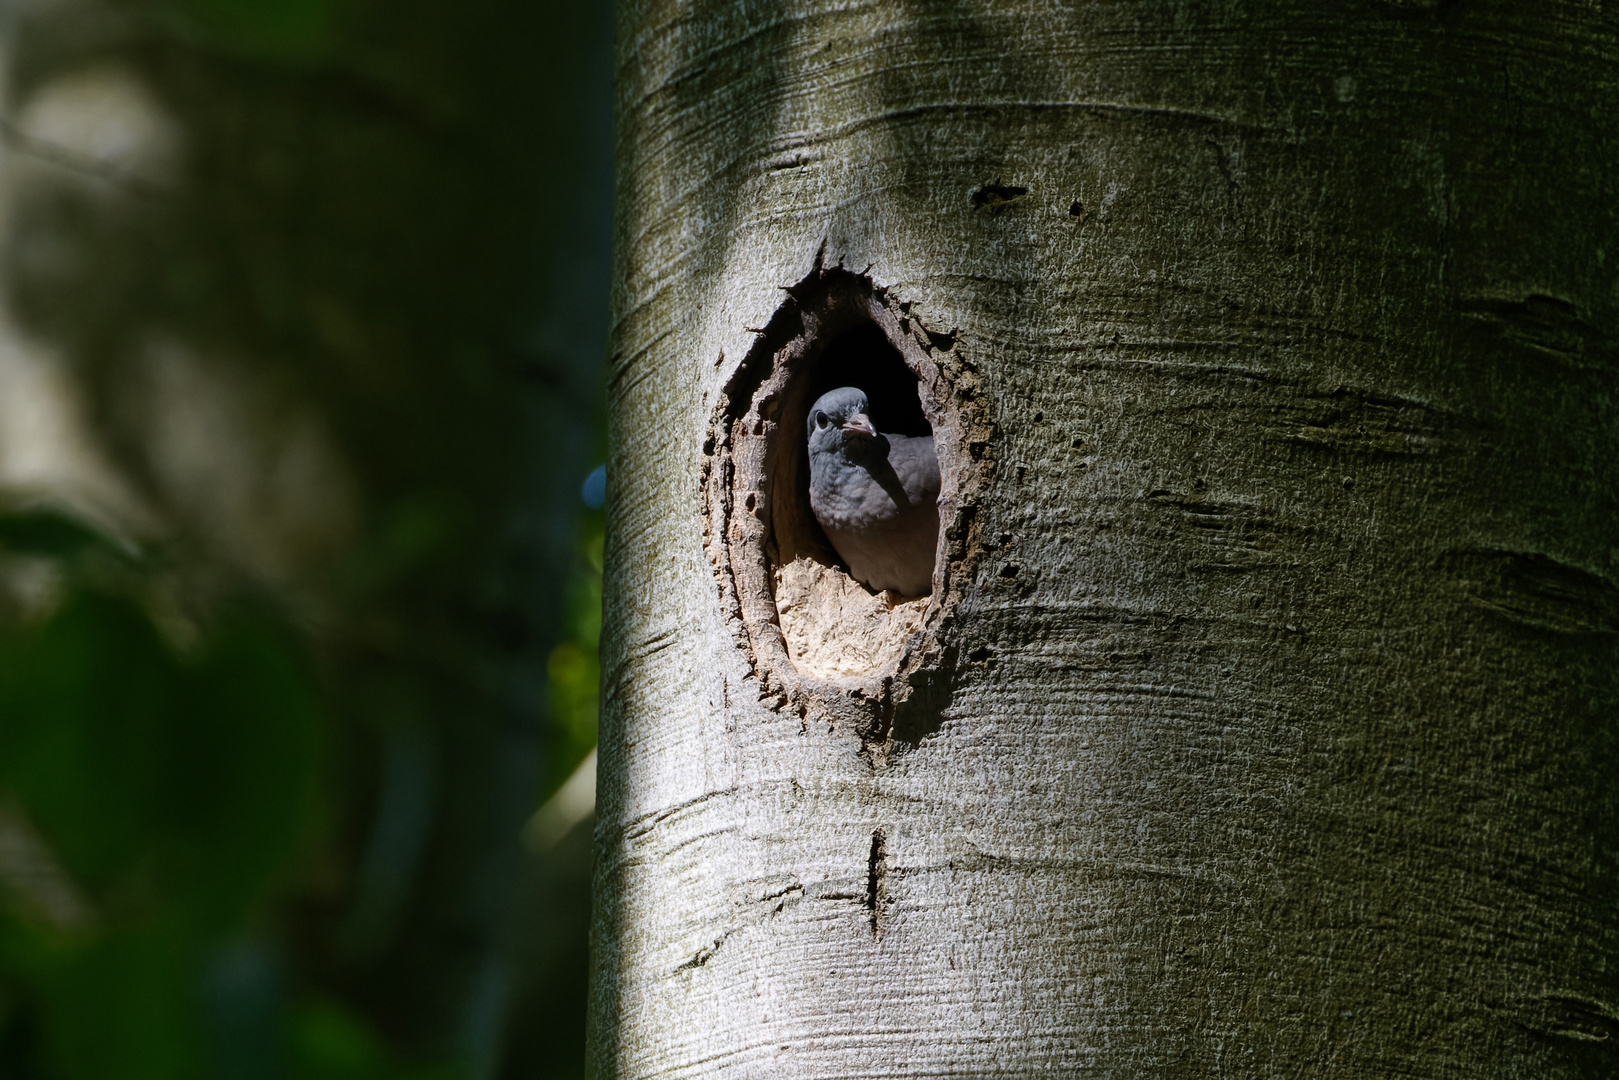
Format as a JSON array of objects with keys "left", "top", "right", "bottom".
[{"left": 866, "top": 827, "right": 888, "bottom": 939}]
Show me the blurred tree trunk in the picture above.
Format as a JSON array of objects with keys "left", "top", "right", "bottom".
[
  {"left": 0, "top": 0, "right": 610, "bottom": 1075},
  {"left": 594, "top": 0, "right": 1618, "bottom": 1076}
]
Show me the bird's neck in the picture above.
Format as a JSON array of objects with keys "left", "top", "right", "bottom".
[{"left": 839, "top": 436, "right": 887, "bottom": 465}]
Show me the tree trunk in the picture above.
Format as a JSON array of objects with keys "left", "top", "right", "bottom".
[{"left": 593, "top": 1, "right": 1619, "bottom": 1075}]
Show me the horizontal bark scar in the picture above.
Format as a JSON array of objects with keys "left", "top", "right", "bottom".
[
  {"left": 1444, "top": 549, "right": 1619, "bottom": 636},
  {"left": 1513, "top": 991, "right": 1619, "bottom": 1044},
  {"left": 670, "top": 932, "right": 731, "bottom": 973},
  {"left": 1268, "top": 384, "right": 1473, "bottom": 459},
  {"left": 666, "top": 880, "right": 804, "bottom": 977},
  {"left": 1458, "top": 292, "right": 1614, "bottom": 373},
  {"left": 1144, "top": 488, "right": 1299, "bottom": 572}
]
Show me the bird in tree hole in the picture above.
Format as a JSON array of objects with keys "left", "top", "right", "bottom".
[{"left": 806, "top": 386, "right": 940, "bottom": 597}]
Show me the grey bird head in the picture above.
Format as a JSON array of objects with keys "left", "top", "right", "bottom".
[{"left": 807, "top": 386, "right": 879, "bottom": 458}]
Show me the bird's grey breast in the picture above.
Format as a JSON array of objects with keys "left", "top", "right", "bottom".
[{"left": 808, "top": 432, "right": 939, "bottom": 596}]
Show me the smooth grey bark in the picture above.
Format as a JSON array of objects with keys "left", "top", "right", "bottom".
[{"left": 593, "top": 1, "right": 1619, "bottom": 1076}]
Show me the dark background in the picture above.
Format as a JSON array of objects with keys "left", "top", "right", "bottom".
[{"left": 0, "top": 0, "right": 611, "bottom": 1076}]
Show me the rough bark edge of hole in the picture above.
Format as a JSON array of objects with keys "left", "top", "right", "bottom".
[{"left": 701, "top": 262, "right": 990, "bottom": 758}]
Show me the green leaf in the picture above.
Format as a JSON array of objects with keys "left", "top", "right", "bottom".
[
  {"left": 0, "top": 593, "right": 179, "bottom": 887},
  {"left": 0, "top": 510, "right": 126, "bottom": 563},
  {"left": 37, "top": 921, "right": 205, "bottom": 1080},
  {"left": 160, "top": 605, "right": 325, "bottom": 920},
  {"left": 337, "top": 495, "right": 463, "bottom": 598},
  {"left": 178, "top": 0, "right": 339, "bottom": 59},
  {"left": 289, "top": 998, "right": 461, "bottom": 1080}
]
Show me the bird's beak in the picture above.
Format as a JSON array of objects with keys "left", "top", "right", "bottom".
[{"left": 842, "top": 413, "right": 877, "bottom": 438}]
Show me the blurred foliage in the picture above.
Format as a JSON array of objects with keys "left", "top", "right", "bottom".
[
  {"left": 0, "top": 0, "right": 611, "bottom": 1072},
  {"left": 0, "top": 492, "right": 600, "bottom": 1080},
  {"left": 542, "top": 513, "right": 600, "bottom": 797},
  {"left": 176, "top": 0, "right": 337, "bottom": 58},
  {"left": 0, "top": 506, "right": 345, "bottom": 1079}
]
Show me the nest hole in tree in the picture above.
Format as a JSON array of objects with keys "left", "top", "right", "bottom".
[
  {"left": 767, "top": 324, "right": 937, "bottom": 679},
  {"left": 708, "top": 267, "right": 961, "bottom": 691}
]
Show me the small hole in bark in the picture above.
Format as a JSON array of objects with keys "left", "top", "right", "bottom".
[{"left": 971, "top": 182, "right": 1029, "bottom": 213}]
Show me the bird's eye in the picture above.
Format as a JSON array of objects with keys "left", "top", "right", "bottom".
[{"left": 815, "top": 412, "right": 829, "bottom": 429}]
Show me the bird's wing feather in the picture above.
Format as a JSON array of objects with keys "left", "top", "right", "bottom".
[{"left": 885, "top": 435, "right": 940, "bottom": 504}]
